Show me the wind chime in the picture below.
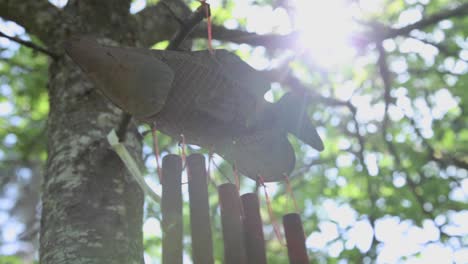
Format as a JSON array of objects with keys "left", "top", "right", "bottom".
[{"left": 66, "top": 1, "right": 323, "bottom": 263}]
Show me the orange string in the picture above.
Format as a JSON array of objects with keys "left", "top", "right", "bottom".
[
  {"left": 258, "top": 175, "right": 285, "bottom": 246},
  {"left": 206, "top": 8, "right": 213, "bottom": 53},
  {"left": 151, "top": 123, "right": 162, "bottom": 182},
  {"left": 284, "top": 174, "right": 299, "bottom": 213},
  {"left": 199, "top": 0, "right": 214, "bottom": 53}
]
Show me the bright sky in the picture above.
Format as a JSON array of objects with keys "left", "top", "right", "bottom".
[{"left": 0, "top": 0, "right": 467, "bottom": 263}]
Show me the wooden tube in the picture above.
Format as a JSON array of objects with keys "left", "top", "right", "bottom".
[
  {"left": 241, "top": 193, "right": 267, "bottom": 264},
  {"left": 218, "top": 183, "right": 247, "bottom": 264},
  {"left": 161, "top": 155, "right": 183, "bottom": 264},
  {"left": 187, "top": 154, "right": 214, "bottom": 264},
  {"left": 283, "top": 213, "right": 309, "bottom": 264}
]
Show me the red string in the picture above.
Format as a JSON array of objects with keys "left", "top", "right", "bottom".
[
  {"left": 284, "top": 174, "right": 299, "bottom": 213},
  {"left": 258, "top": 175, "right": 285, "bottom": 246},
  {"left": 206, "top": 8, "right": 213, "bottom": 53},
  {"left": 199, "top": 0, "right": 214, "bottom": 53},
  {"left": 151, "top": 123, "right": 162, "bottom": 182}
]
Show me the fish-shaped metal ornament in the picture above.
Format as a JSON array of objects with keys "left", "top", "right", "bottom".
[{"left": 65, "top": 37, "right": 323, "bottom": 182}]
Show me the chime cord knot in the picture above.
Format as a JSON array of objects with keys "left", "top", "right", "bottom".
[{"left": 199, "top": 0, "right": 214, "bottom": 53}]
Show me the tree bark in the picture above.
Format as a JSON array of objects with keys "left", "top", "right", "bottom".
[
  {"left": 0, "top": 0, "right": 186, "bottom": 262},
  {"left": 40, "top": 54, "right": 144, "bottom": 264},
  {"left": 38, "top": 1, "right": 145, "bottom": 263},
  {"left": 0, "top": 0, "right": 151, "bottom": 263}
]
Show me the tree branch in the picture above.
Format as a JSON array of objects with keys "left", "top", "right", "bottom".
[
  {"left": 192, "top": 2, "right": 468, "bottom": 51},
  {"left": 290, "top": 157, "right": 335, "bottom": 178},
  {"left": 385, "top": 2, "right": 468, "bottom": 40},
  {"left": 411, "top": 36, "right": 466, "bottom": 62},
  {"left": 135, "top": 2, "right": 468, "bottom": 52},
  {"left": 166, "top": 3, "right": 207, "bottom": 50},
  {"left": 377, "top": 40, "right": 463, "bottom": 220},
  {"left": 192, "top": 24, "right": 301, "bottom": 50},
  {"left": 408, "top": 116, "right": 468, "bottom": 170},
  {"left": 0, "top": 0, "right": 61, "bottom": 42},
  {"left": 0, "top": 31, "right": 58, "bottom": 59},
  {"left": 133, "top": 0, "right": 191, "bottom": 47},
  {"left": 375, "top": 43, "right": 440, "bottom": 219},
  {"left": 355, "top": 2, "right": 468, "bottom": 46},
  {"left": 263, "top": 69, "right": 351, "bottom": 107},
  {"left": 376, "top": 42, "right": 398, "bottom": 164}
]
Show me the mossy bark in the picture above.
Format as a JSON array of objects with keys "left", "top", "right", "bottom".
[
  {"left": 40, "top": 56, "right": 144, "bottom": 264},
  {"left": 0, "top": 0, "right": 184, "bottom": 262},
  {"left": 39, "top": 1, "right": 144, "bottom": 263}
]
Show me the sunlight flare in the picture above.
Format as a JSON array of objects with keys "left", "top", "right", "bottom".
[{"left": 293, "top": 0, "right": 357, "bottom": 68}]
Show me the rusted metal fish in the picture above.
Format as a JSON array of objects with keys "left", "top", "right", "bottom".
[{"left": 65, "top": 37, "right": 323, "bottom": 182}]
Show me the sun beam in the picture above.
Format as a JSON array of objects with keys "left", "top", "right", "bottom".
[{"left": 292, "top": 0, "right": 357, "bottom": 68}]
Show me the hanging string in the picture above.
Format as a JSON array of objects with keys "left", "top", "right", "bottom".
[
  {"left": 284, "top": 174, "right": 299, "bottom": 213},
  {"left": 212, "top": 158, "right": 232, "bottom": 184},
  {"left": 199, "top": 0, "right": 214, "bottom": 53},
  {"left": 258, "top": 175, "right": 285, "bottom": 246},
  {"left": 151, "top": 123, "right": 163, "bottom": 182}
]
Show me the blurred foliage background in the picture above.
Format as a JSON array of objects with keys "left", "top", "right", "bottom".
[{"left": 0, "top": 0, "right": 467, "bottom": 263}]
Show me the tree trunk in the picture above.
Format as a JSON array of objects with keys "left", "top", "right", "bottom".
[
  {"left": 40, "top": 57, "right": 144, "bottom": 264},
  {"left": 0, "top": 0, "right": 184, "bottom": 262},
  {"left": 37, "top": 1, "right": 144, "bottom": 263}
]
